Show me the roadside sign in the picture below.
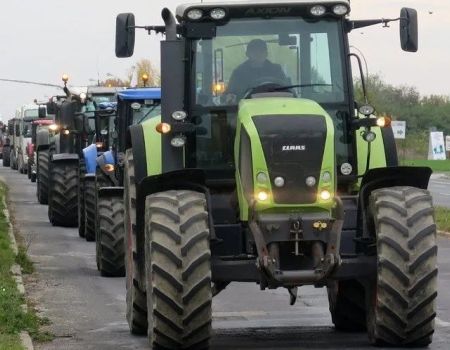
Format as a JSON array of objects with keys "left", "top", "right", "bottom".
[
  {"left": 446, "top": 136, "right": 450, "bottom": 152},
  {"left": 428, "top": 131, "right": 447, "bottom": 160},
  {"left": 391, "top": 121, "right": 406, "bottom": 139}
]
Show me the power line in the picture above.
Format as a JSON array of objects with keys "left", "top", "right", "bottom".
[{"left": 0, "top": 78, "right": 63, "bottom": 90}]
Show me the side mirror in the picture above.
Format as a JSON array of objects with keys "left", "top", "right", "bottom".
[
  {"left": 15, "top": 124, "right": 20, "bottom": 137},
  {"left": 400, "top": 8, "right": 418, "bottom": 52},
  {"left": 38, "top": 106, "right": 46, "bottom": 118},
  {"left": 116, "top": 13, "right": 135, "bottom": 58},
  {"left": 46, "top": 101, "right": 56, "bottom": 115}
]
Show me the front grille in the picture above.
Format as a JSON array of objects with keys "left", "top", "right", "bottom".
[{"left": 253, "top": 115, "right": 327, "bottom": 204}]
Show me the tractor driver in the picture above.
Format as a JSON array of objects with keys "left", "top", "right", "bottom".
[{"left": 225, "top": 39, "right": 288, "bottom": 104}]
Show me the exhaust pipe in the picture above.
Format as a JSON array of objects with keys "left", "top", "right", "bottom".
[{"left": 162, "top": 8, "right": 177, "bottom": 40}]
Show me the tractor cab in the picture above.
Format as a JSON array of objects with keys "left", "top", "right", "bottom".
[{"left": 116, "top": 87, "right": 161, "bottom": 155}]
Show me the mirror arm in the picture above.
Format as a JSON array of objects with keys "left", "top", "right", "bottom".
[{"left": 349, "top": 17, "right": 402, "bottom": 31}]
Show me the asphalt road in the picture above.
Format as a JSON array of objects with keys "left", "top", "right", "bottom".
[
  {"left": 429, "top": 174, "right": 450, "bottom": 208},
  {"left": 1, "top": 163, "right": 450, "bottom": 350}
]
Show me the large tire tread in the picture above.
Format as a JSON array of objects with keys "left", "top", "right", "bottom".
[
  {"left": 124, "top": 149, "right": 148, "bottom": 335},
  {"left": 368, "top": 186, "right": 437, "bottom": 347},
  {"left": 145, "top": 190, "right": 212, "bottom": 349},
  {"left": 97, "top": 196, "right": 125, "bottom": 277},
  {"left": 84, "top": 177, "right": 96, "bottom": 241},
  {"left": 37, "top": 150, "right": 49, "bottom": 205},
  {"left": 48, "top": 161, "right": 78, "bottom": 227}
]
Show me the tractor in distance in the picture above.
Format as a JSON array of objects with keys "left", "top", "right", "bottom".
[
  {"left": 16, "top": 104, "right": 40, "bottom": 174},
  {"left": 94, "top": 87, "right": 161, "bottom": 277},
  {"left": 116, "top": 1, "right": 436, "bottom": 348},
  {"left": 7, "top": 117, "right": 20, "bottom": 170},
  {"left": 79, "top": 86, "right": 123, "bottom": 241},
  {"left": 28, "top": 109, "right": 53, "bottom": 183},
  {"left": 36, "top": 94, "right": 68, "bottom": 205},
  {"left": 2, "top": 121, "right": 11, "bottom": 167}
]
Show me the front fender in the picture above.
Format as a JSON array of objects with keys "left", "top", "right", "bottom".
[
  {"left": 83, "top": 144, "right": 98, "bottom": 174},
  {"left": 357, "top": 166, "right": 432, "bottom": 240}
]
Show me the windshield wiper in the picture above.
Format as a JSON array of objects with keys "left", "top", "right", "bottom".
[
  {"left": 272, "top": 83, "right": 333, "bottom": 91},
  {"left": 137, "top": 104, "right": 160, "bottom": 124}
]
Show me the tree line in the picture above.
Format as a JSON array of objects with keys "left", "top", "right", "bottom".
[{"left": 355, "top": 74, "right": 450, "bottom": 134}]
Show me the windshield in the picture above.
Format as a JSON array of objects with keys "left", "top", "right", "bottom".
[
  {"left": 194, "top": 18, "right": 345, "bottom": 106},
  {"left": 132, "top": 102, "right": 161, "bottom": 125},
  {"left": 82, "top": 94, "right": 116, "bottom": 113},
  {"left": 190, "top": 17, "right": 347, "bottom": 171},
  {"left": 24, "top": 109, "right": 38, "bottom": 118},
  {"left": 22, "top": 121, "right": 32, "bottom": 137}
]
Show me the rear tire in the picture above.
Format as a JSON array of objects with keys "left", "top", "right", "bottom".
[
  {"left": 367, "top": 186, "right": 437, "bottom": 347},
  {"left": 145, "top": 190, "right": 212, "bottom": 349},
  {"left": 84, "top": 177, "right": 96, "bottom": 241},
  {"left": 2, "top": 146, "right": 10, "bottom": 167},
  {"left": 78, "top": 161, "right": 86, "bottom": 238},
  {"left": 124, "top": 149, "right": 148, "bottom": 335},
  {"left": 37, "top": 150, "right": 49, "bottom": 205},
  {"left": 327, "top": 280, "right": 366, "bottom": 332},
  {"left": 96, "top": 195, "right": 125, "bottom": 277},
  {"left": 48, "top": 161, "right": 79, "bottom": 227}
]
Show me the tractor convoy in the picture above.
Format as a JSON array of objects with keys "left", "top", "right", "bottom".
[{"left": 1, "top": 1, "right": 438, "bottom": 349}]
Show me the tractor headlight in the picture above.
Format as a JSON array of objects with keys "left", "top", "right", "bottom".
[
  {"left": 210, "top": 8, "right": 226, "bottom": 20},
  {"left": 332, "top": 4, "right": 349, "bottom": 16},
  {"left": 274, "top": 177, "right": 285, "bottom": 188},
  {"left": 187, "top": 9, "right": 203, "bottom": 20},
  {"left": 322, "top": 172, "right": 332, "bottom": 183},
  {"left": 79, "top": 92, "right": 87, "bottom": 102},
  {"left": 103, "top": 164, "right": 115, "bottom": 173},
  {"left": 363, "top": 131, "right": 377, "bottom": 143},
  {"left": 96, "top": 142, "right": 103, "bottom": 148},
  {"left": 305, "top": 176, "right": 317, "bottom": 187},
  {"left": 172, "top": 111, "right": 187, "bottom": 121},
  {"left": 156, "top": 123, "right": 171, "bottom": 134},
  {"left": 256, "top": 172, "right": 268, "bottom": 183},
  {"left": 49, "top": 124, "right": 59, "bottom": 131},
  {"left": 63, "top": 129, "right": 70, "bottom": 135},
  {"left": 320, "top": 190, "right": 332, "bottom": 201},
  {"left": 170, "top": 135, "right": 186, "bottom": 148},
  {"left": 310, "top": 5, "right": 326, "bottom": 16},
  {"left": 256, "top": 190, "right": 269, "bottom": 202}
]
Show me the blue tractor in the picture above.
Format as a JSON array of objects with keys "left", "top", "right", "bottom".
[{"left": 92, "top": 88, "right": 161, "bottom": 276}]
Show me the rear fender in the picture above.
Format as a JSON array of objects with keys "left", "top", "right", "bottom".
[
  {"left": 51, "top": 153, "right": 79, "bottom": 162},
  {"left": 83, "top": 144, "right": 97, "bottom": 174}
]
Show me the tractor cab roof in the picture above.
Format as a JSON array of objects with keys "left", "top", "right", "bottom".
[
  {"left": 176, "top": 0, "right": 350, "bottom": 20},
  {"left": 118, "top": 88, "right": 161, "bottom": 101}
]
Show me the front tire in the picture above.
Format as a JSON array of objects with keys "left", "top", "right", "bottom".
[
  {"left": 96, "top": 195, "right": 125, "bottom": 277},
  {"left": 145, "top": 190, "right": 212, "bottom": 349},
  {"left": 48, "top": 161, "right": 79, "bottom": 227},
  {"left": 78, "top": 160, "right": 86, "bottom": 238},
  {"left": 367, "top": 186, "right": 437, "bottom": 347},
  {"left": 124, "top": 149, "right": 147, "bottom": 335},
  {"left": 37, "top": 150, "right": 49, "bottom": 205},
  {"left": 84, "top": 177, "right": 96, "bottom": 241}
]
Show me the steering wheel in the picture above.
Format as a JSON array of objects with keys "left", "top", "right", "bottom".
[{"left": 242, "top": 77, "right": 294, "bottom": 99}]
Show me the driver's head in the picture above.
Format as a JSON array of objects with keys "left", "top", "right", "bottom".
[{"left": 246, "top": 39, "right": 268, "bottom": 65}]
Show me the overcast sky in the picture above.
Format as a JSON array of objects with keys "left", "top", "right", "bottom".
[{"left": 0, "top": 0, "right": 447, "bottom": 120}]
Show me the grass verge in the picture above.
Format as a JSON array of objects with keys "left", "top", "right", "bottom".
[
  {"left": 0, "top": 183, "right": 52, "bottom": 348},
  {"left": 401, "top": 159, "right": 450, "bottom": 173},
  {"left": 435, "top": 207, "right": 450, "bottom": 233}
]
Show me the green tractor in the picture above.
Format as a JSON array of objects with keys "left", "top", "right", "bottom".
[{"left": 116, "top": 1, "right": 437, "bottom": 348}]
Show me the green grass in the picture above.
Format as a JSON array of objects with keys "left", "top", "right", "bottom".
[
  {"left": 0, "top": 184, "right": 53, "bottom": 348},
  {"left": 401, "top": 159, "right": 450, "bottom": 172},
  {"left": 435, "top": 207, "right": 450, "bottom": 233}
]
